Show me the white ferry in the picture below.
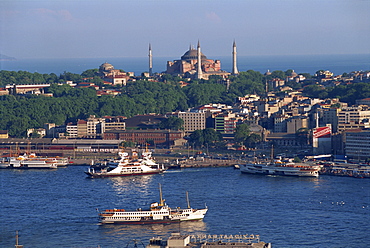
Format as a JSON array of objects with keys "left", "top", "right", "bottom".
[
  {"left": 240, "top": 160, "right": 321, "bottom": 177},
  {"left": 98, "top": 184, "right": 208, "bottom": 224},
  {"left": 4, "top": 153, "right": 59, "bottom": 169},
  {"left": 85, "top": 150, "right": 165, "bottom": 178},
  {"left": 240, "top": 146, "right": 321, "bottom": 177}
]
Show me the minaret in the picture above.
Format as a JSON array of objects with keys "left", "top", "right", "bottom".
[
  {"left": 148, "top": 43, "right": 153, "bottom": 76},
  {"left": 196, "top": 40, "right": 203, "bottom": 79},
  {"left": 232, "top": 40, "right": 239, "bottom": 75}
]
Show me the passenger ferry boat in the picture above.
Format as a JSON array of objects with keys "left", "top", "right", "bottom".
[
  {"left": 3, "top": 153, "right": 59, "bottom": 169},
  {"left": 85, "top": 150, "right": 165, "bottom": 178},
  {"left": 98, "top": 184, "right": 208, "bottom": 224},
  {"left": 240, "top": 161, "right": 321, "bottom": 177},
  {"left": 240, "top": 146, "right": 321, "bottom": 177}
]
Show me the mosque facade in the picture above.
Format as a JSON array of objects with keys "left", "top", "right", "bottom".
[{"left": 165, "top": 41, "right": 236, "bottom": 79}]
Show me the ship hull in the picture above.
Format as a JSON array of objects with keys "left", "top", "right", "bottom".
[
  {"left": 85, "top": 170, "right": 163, "bottom": 178},
  {"left": 101, "top": 218, "right": 203, "bottom": 225}
]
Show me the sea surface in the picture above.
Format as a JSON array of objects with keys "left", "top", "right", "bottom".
[
  {"left": 1, "top": 54, "right": 370, "bottom": 76},
  {"left": 0, "top": 166, "right": 369, "bottom": 248}
]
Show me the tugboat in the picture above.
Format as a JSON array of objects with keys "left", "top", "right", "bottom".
[
  {"left": 85, "top": 149, "right": 165, "bottom": 178},
  {"left": 98, "top": 184, "right": 208, "bottom": 224}
]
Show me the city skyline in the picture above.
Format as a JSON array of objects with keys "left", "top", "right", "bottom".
[{"left": 1, "top": 0, "right": 369, "bottom": 59}]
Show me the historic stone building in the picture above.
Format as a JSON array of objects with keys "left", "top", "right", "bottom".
[
  {"left": 166, "top": 41, "right": 234, "bottom": 79},
  {"left": 99, "top": 62, "right": 130, "bottom": 85}
]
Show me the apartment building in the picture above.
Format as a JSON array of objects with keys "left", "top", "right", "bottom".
[
  {"left": 345, "top": 131, "right": 370, "bottom": 160},
  {"left": 178, "top": 111, "right": 206, "bottom": 134},
  {"left": 337, "top": 106, "right": 370, "bottom": 132}
]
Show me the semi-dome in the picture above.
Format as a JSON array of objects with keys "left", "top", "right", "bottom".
[{"left": 181, "top": 49, "right": 207, "bottom": 61}]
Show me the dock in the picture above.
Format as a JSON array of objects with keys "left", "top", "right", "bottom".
[
  {"left": 177, "top": 159, "right": 240, "bottom": 168},
  {"left": 320, "top": 163, "right": 370, "bottom": 178}
]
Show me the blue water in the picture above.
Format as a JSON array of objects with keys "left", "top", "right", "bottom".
[
  {"left": 0, "top": 166, "right": 369, "bottom": 248},
  {"left": 1, "top": 54, "right": 370, "bottom": 76}
]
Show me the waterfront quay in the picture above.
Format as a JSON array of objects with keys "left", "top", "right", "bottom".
[{"left": 319, "top": 162, "right": 370, "bottom": 178}]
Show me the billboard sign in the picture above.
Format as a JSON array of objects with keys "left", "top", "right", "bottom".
[{"left": 313, "top": 126, "right": 331, "bottom": 139}]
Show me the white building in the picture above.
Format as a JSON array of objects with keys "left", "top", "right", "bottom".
[{"left": 66, "top": 123, "right": 78, "bottom": 138}]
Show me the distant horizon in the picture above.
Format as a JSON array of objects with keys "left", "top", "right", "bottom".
[
  {"left": 1, "top": 53, "right": 370, "bottom": 76},
  {"left": 4, "top": 52, "right": 370, "bottom": 61}
]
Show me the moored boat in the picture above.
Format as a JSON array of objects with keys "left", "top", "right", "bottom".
[
  {"left": 6, "top": 153, "right": 58, "bottom": 169},
  {"left": 240, "top": 145, "right": 321, "bottom": 177},
  {"left": 0, "top": 157, "right": 10, "bottom": 168},
  {"left": 98, "top": 184, "right": 208, "bottom": 224},
  {"left": 85, "top": 149, "right": 165, "bottom": 178},
  {"left": 240, "top": 160, "right": 321, "bottom": 177}
]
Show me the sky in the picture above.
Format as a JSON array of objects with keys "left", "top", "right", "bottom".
[{"left": 1, "top": 0, "right": 369, "bottom": 59}]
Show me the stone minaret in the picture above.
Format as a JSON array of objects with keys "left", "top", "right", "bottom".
[
  {"left": 148, "top": 43, "right": 153, "bottom": 76},
  {"left": 196, "top": 40, "right": 203, "bottom": 79},
  {"left": 232, "top": 40, "right": 239, "bottom": 75}
]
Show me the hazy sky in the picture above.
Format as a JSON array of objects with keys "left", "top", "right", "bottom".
[{"left": 1, "top": 0, "right": 369, "bottom": 59}]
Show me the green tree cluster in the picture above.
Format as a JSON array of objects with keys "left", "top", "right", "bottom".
[
  {"left": 234, "top": 123, "right": 261, "bottom": 148},
  {"left": 188, "top": 128, "right": 222, "bottom": 148},
  {"left": 302, "top": 82, "right": 370, "bottom": 105},
  {"left": 158, "top": 116, "right": 184, "bottom": 130}
]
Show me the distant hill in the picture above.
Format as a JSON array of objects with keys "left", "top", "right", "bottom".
[{"left": 0, "top": 54, "right": 16, "bottom": 61}]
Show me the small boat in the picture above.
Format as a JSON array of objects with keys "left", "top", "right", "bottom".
[
  {"left": 0, "top": 157, "right": 10, "bottom": 169},
  {"left": 85, "top": 149, "right": 165, "bottom": 178},
  {"left": 98, "top": 184, "right": 208, "bottom": 224}
]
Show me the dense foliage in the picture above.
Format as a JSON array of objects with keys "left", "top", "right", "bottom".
[
  {"left": 188, "top": 128, "right": 222, "bottom": 148},
  {"left": 302, "top": 82, "right": 370, "bottom": 105},
  {"left": 158, "top": 116, "right": 184, "bottom": 130},
  {"left": 0, "top": 70, "right": 83, "bottom": 87}
]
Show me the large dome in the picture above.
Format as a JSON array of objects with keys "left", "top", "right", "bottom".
[
  {"left": 181, "top": 49, "right": 207, "bottom": 61},
  {"left": 99, "top": 62, "right": 114, "bottom": 72}
]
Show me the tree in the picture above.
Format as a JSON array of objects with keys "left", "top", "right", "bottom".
[
  {"left": 121, "top": 141, "right": 136, "bottom": 148},
  {"left": 269, "top": 70, "right": 286, "bottom": 80},
  {"left": 202, "top": 128, "right": 222, "bottom": 145},
  {"left": 188, "top": 130, "right": 204, "bottom": 148},
  {"left": 159, "top": 117, "right": 184, "bottom": 130},
  {"left": 81, "top": 69, "right": 99, "bottom": 78},
  {"left": 234, "top": 124, "right": 250, "bottom": 145},
  {"left": 244, "top": 133, "right": 261, "bottom": 148},
  {"left": 302, "top": 84, "right": 328, "bottom": 99},
  {"left": 188, "top": 128, "right": 221, "bottom": 148}
]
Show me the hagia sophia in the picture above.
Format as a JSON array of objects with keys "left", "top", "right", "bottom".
[
  {"left": 99, "top": 41, "right": 239, "bottom": 81},
  {"left": 165, "top": 40, "right": 238, "bottom": 79}
]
